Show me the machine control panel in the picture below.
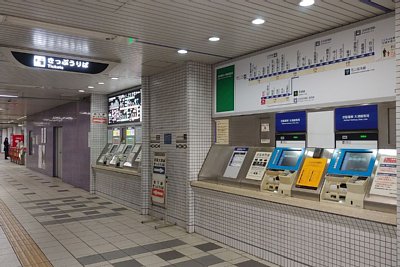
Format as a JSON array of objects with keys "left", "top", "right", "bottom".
[
  {"left": 246, "top": 152, "right": 272, "bottom": 180},
  {"left": 223, "top": 147, "right": 248, "bottom": 179}
]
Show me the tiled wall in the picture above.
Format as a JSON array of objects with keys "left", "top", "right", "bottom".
[
  {"left": 89, "top": 94, "right": 108, "bottom": 193},
  {"left": 94, "top": 170, "right": 142, "bottom": 210},
  {"left": 194, "top": 188, "right": 396, "bottom": 267},
  {"left": 395, "top": 1, "right": 400, "bottom": 264},
  {"left": 146, "top": 62, "right": 212, "bottom": 230},
  {"left": 26, "top": 99, "right": 91, "bottom": 190},
  {"left": 141, "top": 77, "right": 151, "bottom": 215}
]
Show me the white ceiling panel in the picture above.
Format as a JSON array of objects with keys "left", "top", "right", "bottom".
[{"left": 0, "top": 0, "right": 394, "bottom": 126}]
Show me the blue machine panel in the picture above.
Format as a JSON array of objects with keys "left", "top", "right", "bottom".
[
  {"left": 327, "top": 148, "right": 377, "bottom": 177},
  {"left": 335, "top": 105, "right": 378, "bottom": 131},
  {"left": 276, "top": 111, "right": 307, "bottom": 133},
  {"left": 267, "top": 147, "right": 305, "bottom": 171}
]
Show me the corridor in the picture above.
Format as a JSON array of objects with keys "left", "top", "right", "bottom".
[{"left": 0, "top": 160, "right": 275, "bottom": 267}]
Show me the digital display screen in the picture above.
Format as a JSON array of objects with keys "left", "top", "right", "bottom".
[
  {"left": 277, "top": 150, "right": 302, "bottom": 167},
  {"left": 108, "top": 90, "right": 141, "bottom": 125},
  {"left": 340, "top": 152, "right": 373, "bottom": 172},
  {"left": 109, "top": 145, "right": 118, "bottom": 154}
]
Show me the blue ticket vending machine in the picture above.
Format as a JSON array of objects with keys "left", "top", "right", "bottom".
[
  {"left": 320, "top": 148, "right": 377, "bottom": 208},
  {"left": 260, "top": 147, "right": 305, "bottom": 196}
]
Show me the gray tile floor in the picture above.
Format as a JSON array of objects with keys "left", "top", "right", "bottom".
[{"left": 0, "top": 160, "right": 278, "bottom": 267}]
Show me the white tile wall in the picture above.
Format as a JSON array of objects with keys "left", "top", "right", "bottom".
[
  {"left": 146, "top": 62, "right": 212, "bottom": 230},
  {"left": 141, "top": 77, "right": 151, "bottom": 215},
  {"left": 194, "top": 188, "right": 396, "bottom": 267},
  {"left": 90, "top": 94, "right": 108, "bottom": 194}
]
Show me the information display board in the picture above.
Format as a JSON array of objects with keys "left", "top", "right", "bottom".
[
  {"left": 214, "top": 16, "right": 394, "bottom": 116},
  {"left": 296, "top": 158, "right": 327, "bottom": 188},
  {"left": 223, "top": 147, "right": 248, "bottom": 178},
  {"left": 108, "top": 89, "right": 141, "bottom": 124},
  {"left": 246, "top": 152, "right": 272, "bottom": 180},
  {"left": 369, "top": 155, "right": 396, "bottom": 197},
  {"left": 151, "top": 152, "right": 166, "bottom": 204}
]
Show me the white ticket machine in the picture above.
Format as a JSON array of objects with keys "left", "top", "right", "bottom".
[
  {"left": 261, "top": 147, "right": 305, "bottom": 196},
  {"left": 364, "top": 149, "right": 397, "bottom": 213},
  {"left": 320, "top": 148, "right": 377, "bottom": 208},
  {"left": 98, "top": 144, "right": 119, "bottom": 165},
  {"left": 109, "top": 144, "right": 127, "bottom": 166}
]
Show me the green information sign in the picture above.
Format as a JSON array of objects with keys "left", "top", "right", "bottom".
[{"left": 216, "top": 65, "right": 234, "bottom": 112}]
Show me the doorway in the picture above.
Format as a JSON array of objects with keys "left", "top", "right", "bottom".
[{"left": 53, "top": 127, "right": 63, "bottom": 178}]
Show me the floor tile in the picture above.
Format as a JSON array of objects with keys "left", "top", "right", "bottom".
[
  {"left": 235, "top": 260, "right": 271, "bottom": 267},
  {"left": 156, "top": 250, "right": 185, "bottom": 261},
  {"left": 77, "top": 254, "right": 106, "bottom": 265},
  {"left": 112, "top": 259, "right": 142, "bottom": 267},
  {"left": 195, "top": 242, "right": 223, "bottom": 252}
]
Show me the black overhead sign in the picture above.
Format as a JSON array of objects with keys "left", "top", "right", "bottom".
[{"left": 12, "top": 51, "right": 109, "bottom": 74}]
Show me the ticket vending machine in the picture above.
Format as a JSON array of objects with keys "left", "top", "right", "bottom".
[
  {"left": 291, "top": 148, "right": 333, "bottom": 201},
  {"left": 320, "top": 148, "right": 377, "bottom": 208},
  {"left": 109, "top": 144, "right": 127, "bottom": 166},
  {"left": 123, "top": 144, "right": 142, "bottom": 168},
  {"left": 260, "top": 147, "right": 305, "bottom": 196},
  {"left": 97, "top": 144, "right": 119, "bottom": 165},
  {"left": 275, "top": 111, "right": 307, "bottom": 149}
]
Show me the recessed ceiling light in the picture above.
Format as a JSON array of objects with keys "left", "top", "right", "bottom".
[
  {"left": 88, "top": 86, "right": 94, "bottom": 89},
  {"left": 98, "top": 82, "right": 105, "bottom": 85},
  {"left": 111, "top": 77, "right": 119, "bottom": 80},
  {"left": 208, "top": 36, "right": 220, "bottom": 42},
  {"left": 177, "top": 49, "right": 188, "bottom": 54},
  {"left": 252, "top": 18, "right": 265, "bottom": 25},
  {"left": 299, "top": 0, "right": 314, "bottom": 6},
  {"left": 78, "top": 90, "right": 85, "bottom": 93},
  {"left": 0, "top": 94, "right": 18, "bottom": 98}
]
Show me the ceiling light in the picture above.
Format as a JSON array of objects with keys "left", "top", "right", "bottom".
[
  {"left": 18, "top": 124, "right": 23, "bottom": 127},
  {"left": 88, "top": 86, "right": 94, "bottom": 89},
  {"left": 252, "top": 18, "right": 265, "bottom": 25},
  {"left": 208, "top": 36, "right": 220, "bottom": 42},
  {"left": 111, "top": 77, "right": 119, "bottom": 80},
  {"left": 0, "top": 94, "right": 18, "bottom": 98},
  {"left": 98, "top": 82, "right": 105, "bottom": 85},
  {"left": 177, "top": 49, "right": 188, "bottom": 54},
  {"left": 299, "top": 0, "right": 314, "bottom": 7},
  {"left": 78, "top": 90, "right": 85, "bottom": 93}
]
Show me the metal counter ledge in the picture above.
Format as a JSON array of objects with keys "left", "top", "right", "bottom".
[
  {"left": 191, "top": 180, "right": 396, "bottom": 226},
  {"left": 92, "top": 165, "right": 141, "bottom": 176}
]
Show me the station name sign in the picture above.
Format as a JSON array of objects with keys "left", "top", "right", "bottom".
[
  {"left": 12, "top": 51, "right": 109, "bottom": 74},
  {"left": 276, "top": 111, "right": 307, "bottom": 133},
  {"left": 335, "top": 105, "right": 378, "bottom": 131}
]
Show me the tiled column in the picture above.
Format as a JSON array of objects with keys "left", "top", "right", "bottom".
[
  {"left": 186, "top": 62, "right": 212, "bottom": 233},
  {"left": 141, "top": 77, "right": 151, "bottom": 215},
  {"left": 395, "top": 1, "right": 400, "bottom": 263},
  {"left": 89, "top": 94, "right": 108, "bottom": 194}
]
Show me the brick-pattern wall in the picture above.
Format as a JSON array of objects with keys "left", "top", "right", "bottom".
[
  {"left": 194, "top": 188, "right": 396, "bottom": 267},
  {"left": 141, "top": 77, "right": 151, "bottom": 215},
  {"left": 90, "top": 94, "right": 108, "bottom": 193},
  {"left": 186, "top": 62, "right": 212, "bottom": 232}
]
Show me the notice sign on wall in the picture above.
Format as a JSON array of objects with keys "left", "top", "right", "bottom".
[
  {"left": 296, "top": 158, "right": 327, "bottom": 188},
  {"left": 151, "top": 152, "right": 166, "bottom": 205},
  {"left": 369, "top": 155, "right": 396, "bottom": 198},
  {"left": 246, "top": 151, "right": 272, "bottom": 180},
  {"left": 335, "top": 105, "right": 378, "bottom": 131},
  {"left": 92, "top": 113, "right": 107, "bottom": 124},
  {"left": 276, "top": 111, "right": 306, "bottom": 133},
  {"left": 215, "top": 119, "right": 229, "bottom": 144}
]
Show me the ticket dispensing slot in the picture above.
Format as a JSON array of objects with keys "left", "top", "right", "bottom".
[
  {"left": 116, "top": 145, "right": 133, "bottom": 167},
  {"left": 291, "top": 148, "right": 333, "bottom": 201},
  {"left": 320, "top": 148, "right": 377, "bottom": 208},
  {"left": 261, "top": 147, "right": 305, "bottom": 196},
  {"left": 102, "top": 144, "right": 119, "bottom": 165},
  {"left": 123, "top": 144, "right": 142, "bottom": 168},
  {"left": 109, "top": 144, "right": 127, "bottom": 166}
]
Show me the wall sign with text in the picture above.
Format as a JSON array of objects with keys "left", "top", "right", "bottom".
[
  {"left": 276, "top": 111, "right": 306, "bottom": 133},
  {"left": 335, "top": 105, "right": 378, "bottom": 131},
  {"left": 12, "top": 51, "right": 109, "bottom": 74}
]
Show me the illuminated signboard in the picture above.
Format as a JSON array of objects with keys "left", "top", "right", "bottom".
[
  {"left": 12, "top": 51, "right": 109, "bottom": 74},
  {"left": 108, "top": 89, "right": 141, "bottom": 125}
]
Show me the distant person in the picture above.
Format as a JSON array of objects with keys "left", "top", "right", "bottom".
[{"left": 3, "top": 137, "right": 9, "bottom": 160}]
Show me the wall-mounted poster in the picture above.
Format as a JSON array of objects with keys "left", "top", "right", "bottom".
[{"left": 108, "top": 89, "right": 141, "bottom": 124}]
